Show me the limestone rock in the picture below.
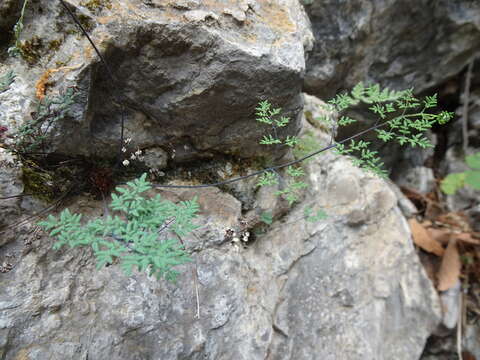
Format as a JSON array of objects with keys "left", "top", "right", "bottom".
[
  {"left": 0, "top": 148, "right": 23, "bottom": 246},
  {"left": 0, "top": 121, "right": 441, "bottom": 360},
  {"left": 0, "top": 0, "right": 22, "bottom": 44},
  {"left": 303, "top": 0, "right": 480, "bottom": 99},
  {"left": 0, "top": 0, "right": 313, "bottom": 164}
]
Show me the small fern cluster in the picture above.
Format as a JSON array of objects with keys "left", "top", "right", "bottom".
[
  {"left": 322, "top": 83, "right": 454, "bottom": 177},
  {"left": 14, "top": 88, "right": 77, "bottom": 153},
  {"left": 256, "top": 100, "right": 299, "bottom": 147},
  {"left": 255, "top": 83, "right": 454, "bottom": 205},
  {"left": 0, "top": 71, "right": 15, "bottom": 93},
  {"left": 255, "top": 101, "right": 307, "bottom": 205},
  {"left": 8, "top": 0, "right": 30, "bottom": 57},
  {"left": 39, "top": 174, "right": 198, "bottom": 281}
]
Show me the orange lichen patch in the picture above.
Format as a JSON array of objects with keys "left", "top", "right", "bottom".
[
  {"left": 96, "top": 15, "right": 116, "bottom": 24},
  {"left": 36, "top": 69, "right": 55, "bottom": 100},
  {"left": 240, "top": 32, "right": 258, "bottom": 43},
  {"left": 193, "top": 0, "right": 229, "bottom": 12},
  {"left": 83, "top": 44, "right": 94, "bottom": 60},
  {"left": 35, "top": 65, "right": 82, "bottom": 100},
  {"left": 258, "top": 2, "right": 296, "bottom": 34}
]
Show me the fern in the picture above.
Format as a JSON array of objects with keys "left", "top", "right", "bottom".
[
  {"left": 14, "top": 88, "right": 77, "bottom": 153},
  {"left": 8, "top": 0, "right": 29, "bottom": 57},
  {"left": 255, "top": 83, "right": 453, "bottom": 207},
  {"left": 0, "top": 71, "right": 15, "bottom": 93},
  {"left": 255, "top": 103, "right": 310, "bottom": 205},
  {"left": 329, "top": 83, "right": 453, "bottom": 177},
  {"left": 38, "top": 174, "right": 198, "bottom": 282}
]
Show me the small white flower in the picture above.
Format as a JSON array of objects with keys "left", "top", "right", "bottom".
[
  {"left": 124, "top": 137, "right": 132, "bottom": 144},
  {"left": 135, "top": 149, "right": 142, "bottom": 156},
  {"left": 121, "top": 147, "right": 127, "bottom": 153},
  {"left": 130, "top": 153, "right": 136, "bottom": 160},
  {"left": 122, "top": 159, "right": 130, "bottom": 166}
]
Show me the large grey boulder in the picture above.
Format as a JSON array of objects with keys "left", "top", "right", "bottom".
[
  {"left": 0, "top": 0, "right": 313, "bottom": 163},
  {"left": 303, "top": 0, "right": 480, "bottom": 99},
  {"left": 0, "top": 112, "right": 441, "bottom": 360}
]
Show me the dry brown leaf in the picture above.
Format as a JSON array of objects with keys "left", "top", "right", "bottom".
[
  {"left": 437, "top": 239, "right": 461, "bottom": 291},
  {"left": 427, "top": 227, "right": 451, "bottom": 246},
  {"left": 409, "top": 218, "right": 445, "bottom": 256},
  {"left": 453, "top": 232, "right": 480, "bottom": 245},
  {"left": 436, "top": 212, "right": 471, "bottom": 232}
]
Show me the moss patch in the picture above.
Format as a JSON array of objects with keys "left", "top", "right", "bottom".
[
  {"left": 80, "top": 0, "right": 112, "bottom": 12},
  {"left": 18, "top": 36, "right": 43, "bottom": 65},
  {"left": 20, "top": 155, "right": 110, "bottom": 203},
  {"left": 48, "top": 39, "right": 62, "bottom": 52}
]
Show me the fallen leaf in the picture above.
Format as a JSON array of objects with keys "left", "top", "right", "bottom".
[
  {"left": 437, "top": 239, "right": 461, "bottom": 291},
  {"left": 453, "top": 232, "right": 480, "bottom": 245},
  {"left": 427, "top": 227, "right": 451, "bottom": 246},
  {"left": 409, "top": 218, "right": 445, "bottom": 256},
  {"left": 436, "top": 212, "right": 471, "bottom": 232}
]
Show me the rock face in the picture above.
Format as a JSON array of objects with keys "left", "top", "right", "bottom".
[
  {"left": 0, "top": 0, "right": 21, "bottom": 44},
  {"left": 0, "top": 0, "right": 312, "bottom": 163},
  {"left": 0, "top": 113, "right": 441, "bottom": 359},
  {"left": 5, "top": 1, "right": 475, "bottom": 358},
  {"left": 0, "top": 148, "right": 23, "bottom": 246},
  {"left": 303, "top": 0, "right": 480, "bottom": 99}
]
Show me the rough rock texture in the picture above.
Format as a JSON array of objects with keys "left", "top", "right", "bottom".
[
  {"left": 0, "top": 114, "right": 441, "bottom": 360},
  {"left": 303, "top": 0, "right": 480, "bottom": 99},
  {"left": 0, "top": 148, "right": 23, "bottom": 246},
  {"left": 0, "top": 0, "right": 312, "bottom": 163},
  {"left": 0, "top": 0, "right": 21, "bottom": 44}
]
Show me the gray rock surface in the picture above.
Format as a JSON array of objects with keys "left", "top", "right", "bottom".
[
  {"left": 0, "top": 148, "right": 23, "bottom": 246},
  {"left": 0, "top": 115, "right": 441, "bottom": 360},
  {"left": 303, "top": 0, "right": 480, "bottom": 99},
  {"left": 394, "top": 166, "right": 436, "bottom": 195},
  {"left": 0, "top": 0, "right": 313, "bottom": 163},
  {"left": 0, "top": 0, "right": 21, "bottom": 43}
]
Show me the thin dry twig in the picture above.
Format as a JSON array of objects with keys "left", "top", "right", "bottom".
[
  {"left": 457, "top": 289, "right": 464, "bottom": 360},
  {"left": 193, "top": 266, "right": 200, "bottom": 319}
]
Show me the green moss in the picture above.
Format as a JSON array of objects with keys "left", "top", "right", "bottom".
[
  {"left": 76, "top": 14, "right": 94, "bottom": 32},
  {"left": 18, "top": 36, "right": 43, "bottom": 65},
  {"left": 48, "top": 39, "right": 62, "bottom": 52},
  {"left": 22, "top": 162, "right": 56, "bottom": 202},
  {"left": 21, "top": 157, "right": 88, "bottom": 203}
]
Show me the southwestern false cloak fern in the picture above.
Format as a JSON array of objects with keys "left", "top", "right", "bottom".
[{"left": 39, "top": 174, "right": 198, "bottom": 282}]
